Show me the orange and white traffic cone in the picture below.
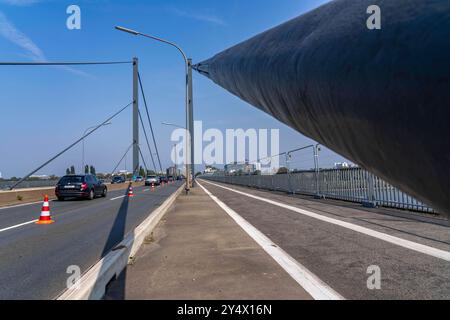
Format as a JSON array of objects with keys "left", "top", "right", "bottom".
[
  {"left": 151, "top": 183, "right": 155, "bottom": 192},
  {"left": 36, "top": 195, "right": 54, "bottom": 225},
  {"left": 128, "top": 185, "right": 135, "bottom": 197}
]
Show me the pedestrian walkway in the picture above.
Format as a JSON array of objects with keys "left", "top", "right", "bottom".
[{"left": 104, "top": 185, "right": 311, "bottom": 300}]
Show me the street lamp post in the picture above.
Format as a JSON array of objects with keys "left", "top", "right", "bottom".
[
  {"left": 82, "top": 122, "right": 112, "bottom": 174},
  {"left": 115, "top": 26, "right": 193, "bottom": 194},
  {"left": 174, "top": 143, "right": 178, "bottom": 179}
]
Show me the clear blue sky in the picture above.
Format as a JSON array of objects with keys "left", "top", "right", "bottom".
[{"left": 0, "top": 0, "right": 349, "bottom": 178}]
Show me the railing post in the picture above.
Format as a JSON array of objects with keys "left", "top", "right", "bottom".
[
  {"left": 286, "top": 153, "right": 293, "bottom": 194},
  {"left": 363, "top": 171, "right": 377, "bottom": 208},
  {"left": 313, "top": 144, "right": 322, "bottom": 199}
]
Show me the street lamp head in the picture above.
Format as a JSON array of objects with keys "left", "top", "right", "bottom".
[{"left": 115, "top": 26, "right": 140, "bottom": 36}]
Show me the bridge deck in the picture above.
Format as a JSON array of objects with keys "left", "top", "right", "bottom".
[
  {"left": 104, "top": 180, "right": 450, "bottom": 300},
  {"left": 103, "top": 183, "right": 312, "bottom": 300}
]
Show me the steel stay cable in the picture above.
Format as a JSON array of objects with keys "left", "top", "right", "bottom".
[
  {"left": 11, "top": 102, "right": 133, "bottom": 189},
  {"left": 138, "top": 72, "right": 163, "bottom": 172}
]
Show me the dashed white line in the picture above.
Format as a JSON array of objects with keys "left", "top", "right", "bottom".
[
  {"left": 110, "top": 195, "right": 127, "bottom": 201},
  {"left": 197, "top": 180, "right": 344, "bottom": 300},
  {"left": 201, "top": 180, "right": 450, "bottom": 262},
  {"left": 0, "top": 189, "right": 140, "bottom": 234},
  {"left": 0, "top": 219, "right": 38, "bottom": 233}
]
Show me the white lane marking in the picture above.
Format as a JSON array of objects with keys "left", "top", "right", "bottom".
[
  {"left": 143, "top": 189, "right": 150, "bottom": 192},
  {"left": 0, "top": 219, "right": 38, "bottom": 233},
  {"left": 201, "top": 180, "right": 450, "bottom": 262},
  {"left": 0, "top": 189, "right": 134, "bottom": 233},
  {"left": 197, "top": 181, "right": 343, "bottom": 300},
  {"left": 110, "top": 195, "right": 127, "bottom": 201}
]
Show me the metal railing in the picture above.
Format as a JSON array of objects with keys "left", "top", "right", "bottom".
[{"left": 202, "top": 167, "right": 435, "bottom": 214}]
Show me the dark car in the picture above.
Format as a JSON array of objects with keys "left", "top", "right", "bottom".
[
  {"left": 168, "top": 176, "right": 174, "bottom": 182},
  {"left": 145, "top": 176, "right": 160, "bottom": 186},
  {"left": 55, "top": 174, "right": 107, "bottom": 201},
  {"left": 159, "top": 176, "right": 168, "bottom": 184},
  {"left": 111, "top": 176, "right": 126, "bottom": 184}
]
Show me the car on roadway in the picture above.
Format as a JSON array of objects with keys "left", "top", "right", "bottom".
[
  {"left": 168, "top": 176, "right": 174, "bottom": 182},
  {"left": 145, "top": 176, "right": 160, "bottom": 186},
  {"left": 111, "top": 176, "right": 126, "bottom": 184},
  {"left": 159, "top": 176, "right": 168, "bottom": 184},
  {"left": 134, "top": 176, "right": 144, "bottom": 182},
  {"left": 55, "top": 174, "right": 107, "bottom": 201}
]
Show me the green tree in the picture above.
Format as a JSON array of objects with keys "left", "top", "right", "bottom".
[
  {"left": 277, "top": 167, "right": 289, "bottom": 175},
  {"left": 84, "top": 165, "right": 89, "bottom": 174},
  {"left": 139, "top": 166, "right": 146, "bottom": 177},
  {"left": 97, "top": 173, "right": 110, "bottom": 180},
  {"left": 70, "top": 166, "right": 76, "bottom": 175},
  {"left": 147, "top": 170, "right": 156, "bottom": 176},
  {"left": 66, "top": 168, "right": 70, "bottom": 175},
  {"left": 90, "top": 166, "right": 96, "bottom": 175}
]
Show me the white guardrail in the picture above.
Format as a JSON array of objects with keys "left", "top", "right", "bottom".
[{"left": 203, "top": 168, "right": 435, "bottom": 214}]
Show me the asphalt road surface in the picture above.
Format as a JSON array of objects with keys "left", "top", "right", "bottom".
[
  {"left": 0, "top": 182, "right": 182, "bottom": 299},
  {"left": 199, "top": 179, "right": 450, "bottom": 300}
]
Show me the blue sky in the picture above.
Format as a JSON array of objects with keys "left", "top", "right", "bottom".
[{"left": 0, "top": 0, "right": 349, "bottom": 178}]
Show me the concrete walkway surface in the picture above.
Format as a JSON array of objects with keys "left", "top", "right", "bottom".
[{"left": 103, "top": 185, "right": 311, "bottom": 300}]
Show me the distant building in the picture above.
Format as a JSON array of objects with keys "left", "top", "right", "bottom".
[
  {"left": 166, "top": 167, "right": 177, "bottom": 177},
  {"left": 116, "top": 170, "right": 132, "bottom": 176},
  {"left": 334, "top": 162, "right": 350, "bottom": 169},
  {"left": 204, "top": 166, "right": 218, "bottom": 175},
  {"left": 30, "top": 175, "right": 51, "bottom": 180},
  {"left": 225, "top": 161, "right": 256, "bottom": 176}
]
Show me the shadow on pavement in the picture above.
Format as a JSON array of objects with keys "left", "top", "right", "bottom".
[{"left": 88, "top": 184, "right": 131, "bottom": 300}]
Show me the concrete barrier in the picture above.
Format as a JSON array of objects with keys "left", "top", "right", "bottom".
[
  {"left": 0, "top": 188, "right": 56, "bottom": 208},
  {"left": 57, "top": 184, "right": 184, "bottom": 300}
]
